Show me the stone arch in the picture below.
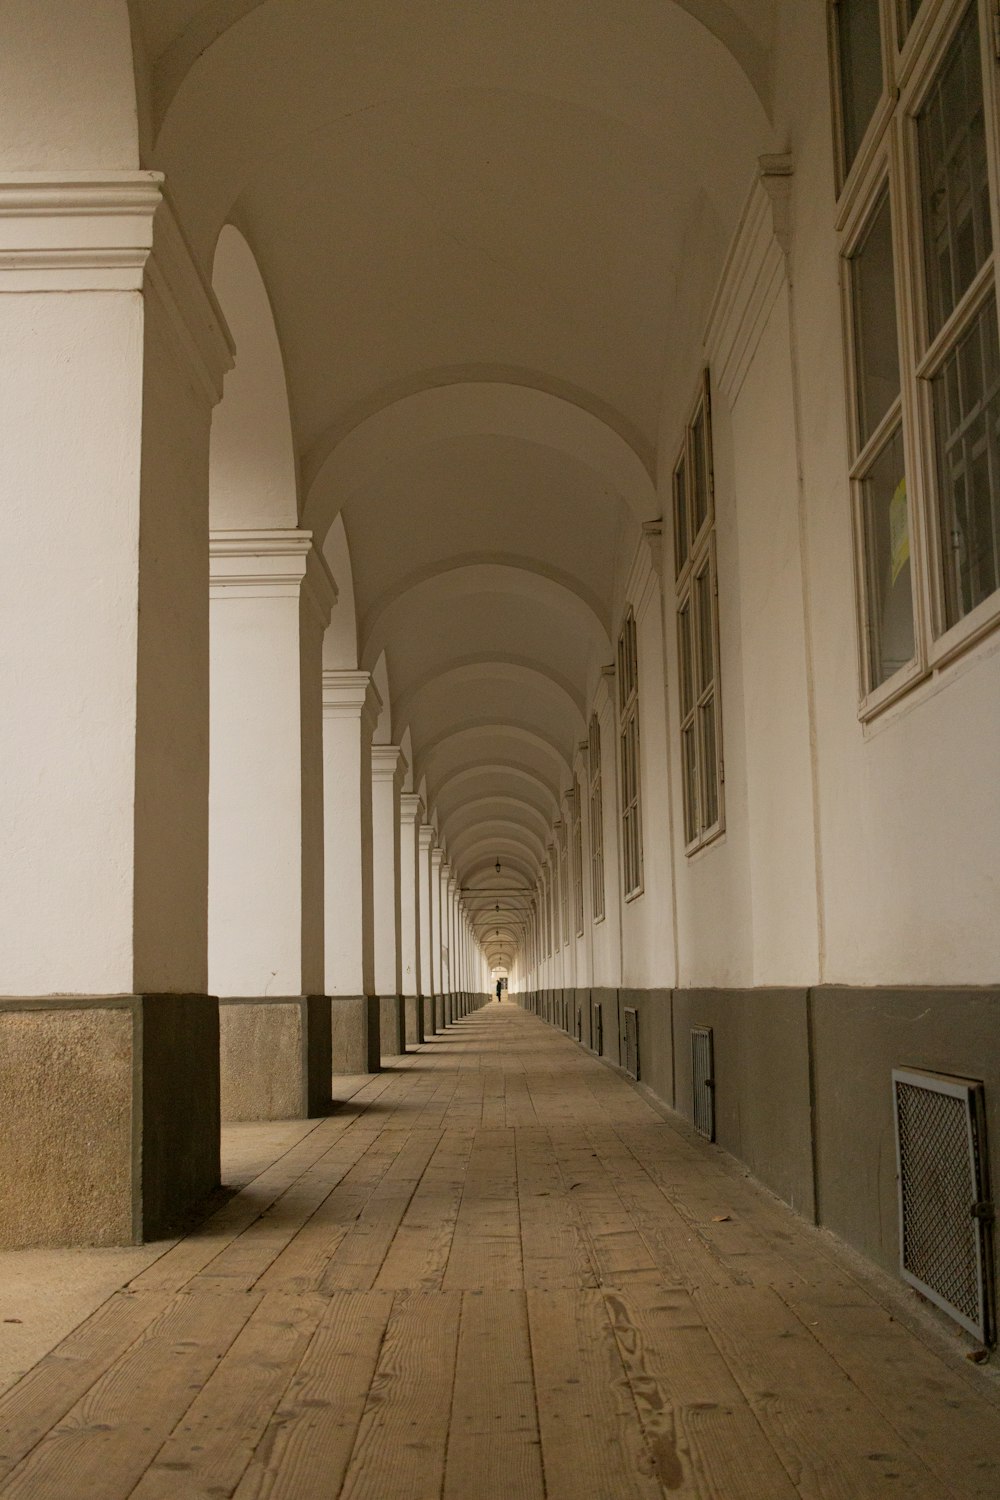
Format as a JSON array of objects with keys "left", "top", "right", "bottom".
[
  {"left": 210, "top": 224, "right": 297, "bottom": 529},
  {"left": 303, "top": 381, "right": 658, "bottom": 531},
  {"left": 321, "top": 515, "right": 359, "bottom": 670}
]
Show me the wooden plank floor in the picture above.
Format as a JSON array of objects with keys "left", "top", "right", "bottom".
[{"left": 3, "top": 1003, "right": 1000, "bottom": 1498}]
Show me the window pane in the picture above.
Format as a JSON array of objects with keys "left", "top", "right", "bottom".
[
  {"left": 932, "top": 293, "right": 1000, "bottom": 625},
  {"left": 860, "top": 422, "right": 915, "bottom": 686},
  {"left": 691, "top": 405, "right": 709, "bottom": 534},
  {"left": 851, "top": 188, "right": 901, "bottom": 446},
  {"left": 674, "top": 456, "right": 688, "bottom": 575},
  {"left": 681, "top": 725, "right": 698, "bottom": 844},
  {"left": 837, "top": 0, "right": 884, "bottom": 175},
  {"left": 699, "top": 696, "right": 719, "bottom": 830},
  {"left": 695, "top": 565, "right": 714, "bottom": 695},
  {"left": 918, "top": 7, "right": 991, "bottom": 341},
  {"left": 678, "top": 599, "right": 693, "bottom": 716}
]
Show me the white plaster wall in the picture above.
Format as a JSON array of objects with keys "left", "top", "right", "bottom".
[
  {"left": 299, "top": 593, "right": 326, "bottom": 994},
  {"left": 372, "top": 751, "right": 403, "bottom": 995},
  {"left": 399, "top": 800, "right": 422, "bottom": 998},
  {"left": 777, "top": 0, "right": 1000, "bottom": 986},
  {"left": 323, "top": 687, "right": 376, "bottom": 995},
  {"left": 418, "top": 830, "right": 435, "bottom": 996},
  {"left": 209, "top": 591, "right": 305, "bottom": 995},
  {"left": 134, "top": 286, "right": 214, "bottom": 994},
  {"left": 210, "top": 227, "right": 298, "bottom": 530},
  {"left": 0, "top": 1, "right": 138, "bottom": 171},
  {"left": 619, "top": 570, "right": 676, "bottom": 989},
  {"left": 0, "top": 291, "right": 143, "bottom": 993},
  {"left": 728, "top": 292, "right": 820, "bottom": 986},
  {"left": 590, "top": 685, "right": 623, "bottom": 988}
]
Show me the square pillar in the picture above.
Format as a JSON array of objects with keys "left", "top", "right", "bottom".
[
  {"left": 432, "top": 851, "right": 446, "bottom": 1031},
  {"left": 323, "top": 671, "right": 381, "bottom": 1072},
  {"left": 0, "top": 178, "right": 231, "bottom": 1244},
  {"left": 372, "top": 745, "right": 406, "bottom": 1057},
  {"left": 418, "top": 824, "right": 437, "bottom": 1034},
  {"left": 209, "top": 530, "right": 335, "bottom": 1119},
  {"left": 400, "top": 793, "right": 424, "bottom": 1045}
]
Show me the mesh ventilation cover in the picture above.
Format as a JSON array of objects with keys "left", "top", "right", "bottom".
[
  {"left": 623, "top": 1008, "right": 639, "bottom": 1081},
  {"left": 893, "top": 1069, "right": 993, "bottom": 1343},
  {"left": 692, "top": 1026, "right": 715, "bottom": 1141}
]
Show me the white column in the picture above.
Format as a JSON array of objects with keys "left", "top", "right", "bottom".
[
  {"left": 418, "top": 824, "right": 436, "bottom": 1031},
  {"left": 209, "top": 530, "right": 335, "bottom": 1118},
  {"left": 0, "top": 176, "right": 231, "bottom": 1245},
  {"left": 400, "top": 794, "right": 424, "bottom": 1045},
  {"left": 372, "top": 745, "right": 406, "bottom": 1057},
  {"left": 431, "top": 847, "right": 445, "bottom": 1029},
  {"left": 445, "top": 873, "right": 457, "bottom": 1020},
  {"left": 323, "top": 670, "right": 381, "bottom": 1071}
]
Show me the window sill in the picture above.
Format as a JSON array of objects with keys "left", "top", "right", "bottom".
[{"left": 861, "top": 610, "right": 1000, "bottom": 738}]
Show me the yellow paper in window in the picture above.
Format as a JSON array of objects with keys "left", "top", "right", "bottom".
[{"left": 889, "top": 477, "right": 909, "bottom": 585}]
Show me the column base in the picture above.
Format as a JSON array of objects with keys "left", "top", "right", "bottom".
[
  {"left": 422, "top": 994, "right": 437, "bottom": 1035},
  {"left": 0, "top": 994, "right": 219, "bottom": 1248},
  {"left": 404, "top": 994, "right": 424, "bottom": 1046},
  {"left": 435, "top": 994, "right": 445, "bottom": 1031},
  {"left": 219, "top": 996, "right": 332, "bottom": 1121},
  {"left": 379, "top": 995, "right": 406, "bottom": 1057},
  {"left": 332, "top": 995, "right": 380, "bottom": 1073}
]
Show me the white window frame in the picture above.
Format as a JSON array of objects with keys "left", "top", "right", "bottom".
[
  {"left": 558, "top": 821, "right": 570, "bottom": 946},
  {"left": 833, "top": 0, "right": 1000, "bottom": 720},
  {"left": 573, "top": 780, "right": 585, "bottom": 938},
  {"left": 674, "top": 371, "right": 725, "bottom": 854},
  {"left": 588, "top": 713, "right": 606, "bottom": 923},
  {"left": 617, "top": 608, "right": 644, "bottom": 899}
]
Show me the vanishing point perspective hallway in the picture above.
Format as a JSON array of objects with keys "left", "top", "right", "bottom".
[{"left": 2, "top": 1003, "right": 999, "bottom": 1500}]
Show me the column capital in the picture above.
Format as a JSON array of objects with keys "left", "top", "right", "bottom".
[
  {"left": 210, "top": 529, "right": 337, "bottom": 626},
  {"left": 0, "top": 175, "right": 235, "bottom": 402},
  {"left": 322, "top": 669, "right": 382, "bottom": 731},
  {"left": 431, "top": 846, "right": 445, "bottom": 872},
  {"left": 371, "top": 744, "right": 407, "bottom": 786},
  {"left": 0, "top": 171, "right": 161, "bottom": 291},
  {"left": 418, "top": 822, "right": 435, "bottom": 851},
  {"left": 400, "top": 793, "right": 425, "bottom": 825}
]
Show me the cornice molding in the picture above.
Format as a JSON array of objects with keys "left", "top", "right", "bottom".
[
  {"left": 0, "top": 174, "right": 234, "bottom": 402},
  {"left": 322, "top": 669, "right": 381, "bottom": 730},
  {"left": 209, "top": 529, "right": 336, "bottom": 623},
  {"left": 705, "top": 154, "right": 793, "bottom": 407},
  {"left": 372, "top": 744, "right": 407, "bottom": 785},
  {"left": 400, "top": 793, "right": 425, "bottom": 825},
  {"left": 418, "top": 823, "right": 435, "bottom": 849},
  {"left": 0, "top": 172, "right": 161, "bottom": 290}
]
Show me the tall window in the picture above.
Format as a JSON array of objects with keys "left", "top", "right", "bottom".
[
  {"left": 834, "top": 0, "right": 1000, "bottom": 714},
  {"left": 588, "top": 714, "right": 606, "bottom": 922},
  {"left": 674, "top": 371, "right": 724, "bottom": 852},
  {"left": 617, "top": 609, "right": 643, "bottom": 897},
  {"left": 558, "top": 822, "right": 569, "bottom": 945},
  {"left": 573, "top": 781, "right": 585, "bottom": 937}
]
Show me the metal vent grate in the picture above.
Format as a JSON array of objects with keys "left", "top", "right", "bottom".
[
  {"left": 893, "top": 1067, "right": 994, "bottom": 1344},
  {"left": 623, "top": 1007, "right": 640, "bottom": 1080},
  {"left": 592, "top": 1000, "right": 603, "bottom": 1057},
  {"left": 691, "top": 1026, "right": 715, "bottom": 1141}
]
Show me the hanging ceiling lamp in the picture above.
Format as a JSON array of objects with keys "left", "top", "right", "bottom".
[{"left": 495, "top": 856, "right": 501, "bottom": 874}]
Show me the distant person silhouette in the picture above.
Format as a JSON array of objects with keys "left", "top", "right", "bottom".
[{"left": 496, "top": 980, "right": 502, "bottom": 1002}]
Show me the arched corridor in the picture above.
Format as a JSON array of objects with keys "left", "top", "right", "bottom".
[
  {"left": 3, "top": 1004, "right": 1000, "bottom": 1499},
  {"left": 2, "top": 0, "right": 1000, "bottom": 1491}
]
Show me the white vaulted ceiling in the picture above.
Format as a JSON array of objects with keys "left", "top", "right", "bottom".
[{"left": 130, "top": 0, "right": 777, "bottom": 965}]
